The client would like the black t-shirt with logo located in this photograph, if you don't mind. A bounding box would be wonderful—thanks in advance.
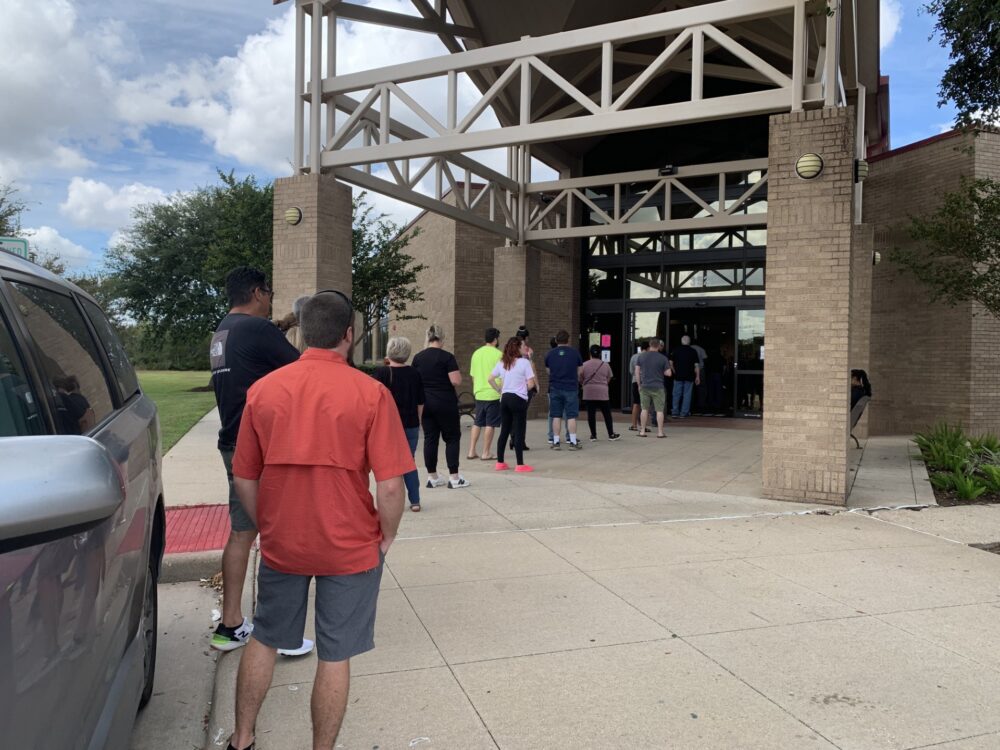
[210,313,300,449]
[669,344,700,382]
[411,347,460,409]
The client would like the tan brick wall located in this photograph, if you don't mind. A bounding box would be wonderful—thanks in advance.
[272,175,352,320]
[850,223,874,438]
[390,209,457,365]
[970,131,1000,436]
[864,132,989,435]
[762,107,857,505]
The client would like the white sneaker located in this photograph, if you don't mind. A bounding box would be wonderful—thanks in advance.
[426,475,448,488]
[448,476,471,489]
[278,638,315,657]
[211,617,253,652]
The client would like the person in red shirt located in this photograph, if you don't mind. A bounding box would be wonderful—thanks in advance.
[227,290,414,750]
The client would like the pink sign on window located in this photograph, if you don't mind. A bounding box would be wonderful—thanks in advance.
[601,334,612,348]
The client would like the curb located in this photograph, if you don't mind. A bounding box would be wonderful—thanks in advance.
[160,550,220,583]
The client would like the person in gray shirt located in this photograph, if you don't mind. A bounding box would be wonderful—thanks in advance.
[627,339,648,431]
[633,337,671,438]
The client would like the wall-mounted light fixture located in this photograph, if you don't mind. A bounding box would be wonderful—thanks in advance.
[854,158,870,183]
[795,153,824,180]
[284,207,303,225]
[872,251,882,266]
[658,164,675,176]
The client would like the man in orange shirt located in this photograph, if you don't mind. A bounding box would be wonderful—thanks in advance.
[227,290,413,750]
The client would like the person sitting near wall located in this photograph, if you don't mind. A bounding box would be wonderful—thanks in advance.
[851,369,872,409]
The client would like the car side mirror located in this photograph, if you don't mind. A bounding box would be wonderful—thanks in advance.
[0,435,125,549]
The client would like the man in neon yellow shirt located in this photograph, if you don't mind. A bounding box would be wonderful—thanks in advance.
[468,327,502,460]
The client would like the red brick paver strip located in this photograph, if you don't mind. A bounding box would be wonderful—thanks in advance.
[165,504,230,554]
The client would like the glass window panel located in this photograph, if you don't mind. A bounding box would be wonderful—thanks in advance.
[746,228,767,246]
[627,267,664,299]
[0,310,45,436]
[589,268,624,300]
[670,266,744,297]
[737,309,765,370]
[737,374,764,416]
[9,282,115,434]
[746,265,766,295]
[81,299,140,401]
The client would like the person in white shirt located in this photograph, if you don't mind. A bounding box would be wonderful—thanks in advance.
[488,337,538,473]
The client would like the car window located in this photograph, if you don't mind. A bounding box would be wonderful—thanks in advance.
[0,308,45,437]
[81,298,140,401]
[8,282,115,434]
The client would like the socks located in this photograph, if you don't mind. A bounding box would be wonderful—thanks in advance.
[569,433,577,444]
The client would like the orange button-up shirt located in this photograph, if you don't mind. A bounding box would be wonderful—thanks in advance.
[232,348,415,576]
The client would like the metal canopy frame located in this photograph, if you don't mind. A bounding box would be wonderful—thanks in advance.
[282,0,855,249]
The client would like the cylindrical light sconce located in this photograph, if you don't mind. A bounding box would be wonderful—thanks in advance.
[284,207,303,225]
[854,159,870,183]
[795,153,824,180]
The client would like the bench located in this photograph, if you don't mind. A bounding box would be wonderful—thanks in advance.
[850,395,870,449]
[457,391,476,420]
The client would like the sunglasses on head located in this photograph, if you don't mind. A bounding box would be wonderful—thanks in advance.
[315,289,354,318]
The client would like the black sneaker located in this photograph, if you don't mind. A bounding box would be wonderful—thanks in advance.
[226,742,255,750]
[608,433,622,441]
[589,436,598,442]
[568,440,582,451]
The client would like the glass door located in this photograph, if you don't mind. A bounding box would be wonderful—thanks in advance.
[735,308,765,417]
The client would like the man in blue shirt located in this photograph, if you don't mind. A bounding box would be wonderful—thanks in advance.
[544,329,584,450]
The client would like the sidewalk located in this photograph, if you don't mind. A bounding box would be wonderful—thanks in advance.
[157,410,1000,748]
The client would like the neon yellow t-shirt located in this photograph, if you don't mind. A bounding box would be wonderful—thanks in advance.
[469,344,502,401]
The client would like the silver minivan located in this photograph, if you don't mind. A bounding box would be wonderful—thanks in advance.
[0,250,164,749]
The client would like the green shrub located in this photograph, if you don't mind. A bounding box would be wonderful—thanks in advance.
[980,465,1000,493]
[951,472,988,501]
[969,434,1000,462]
[915,423,972,472]
[930,472,957,491]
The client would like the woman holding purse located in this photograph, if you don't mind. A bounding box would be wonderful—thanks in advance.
[580,345,621,442]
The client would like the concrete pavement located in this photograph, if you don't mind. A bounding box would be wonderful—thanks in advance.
[151,406,1000,749]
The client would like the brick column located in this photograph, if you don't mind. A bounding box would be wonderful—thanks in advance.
[763,107,857,505]
[493,244,545,414]
[850,223,874,439]
[272,174,352,319]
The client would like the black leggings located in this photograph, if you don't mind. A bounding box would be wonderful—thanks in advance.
[586,400,615,438]
[497,393,528,466]
[422,402,461,474]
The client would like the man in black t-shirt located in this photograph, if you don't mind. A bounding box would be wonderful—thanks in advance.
[209,267,301,653]
[669,335,701,419]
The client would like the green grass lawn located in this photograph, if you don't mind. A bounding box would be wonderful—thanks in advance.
[138,371,216,453]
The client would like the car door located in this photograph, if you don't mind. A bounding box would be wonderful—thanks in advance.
[0,276,130,748]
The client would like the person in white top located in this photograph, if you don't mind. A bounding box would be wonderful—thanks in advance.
[488,337,537,473]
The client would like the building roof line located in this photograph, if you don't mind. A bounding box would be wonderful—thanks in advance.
[868,129,962,163]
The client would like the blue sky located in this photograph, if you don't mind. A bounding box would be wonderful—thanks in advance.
[0,0,957,272]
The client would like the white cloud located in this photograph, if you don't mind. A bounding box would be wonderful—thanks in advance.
[880,0,902,50]
[0,0,130,180]
[60,177,168,231]
[23,226,97,271]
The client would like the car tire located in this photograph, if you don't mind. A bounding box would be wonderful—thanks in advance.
[138,559,158,709]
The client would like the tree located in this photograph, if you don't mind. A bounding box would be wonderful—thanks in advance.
[891,177,1000,318]
[351,193,426,347]
[105,172,272,349]
[926,0,1000,129]
[0,182,27,237]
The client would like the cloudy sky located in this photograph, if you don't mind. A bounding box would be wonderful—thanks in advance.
[0,0,955,272]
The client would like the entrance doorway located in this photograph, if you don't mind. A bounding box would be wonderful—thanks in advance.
[625,304,764,417]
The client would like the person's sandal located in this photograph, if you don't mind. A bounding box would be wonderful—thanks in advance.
[226,740,254,750]
[410,504,421,512]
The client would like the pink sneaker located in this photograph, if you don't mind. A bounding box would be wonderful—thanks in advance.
[494,462,510,471]
[514,465,535,473]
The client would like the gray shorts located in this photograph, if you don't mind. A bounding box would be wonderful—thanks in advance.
[252,555,384,662]
[220,449,256,533]
[473,399,501,428]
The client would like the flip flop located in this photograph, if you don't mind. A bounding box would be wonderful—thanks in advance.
[480,455,496,461]
[657,434,667,439]
[637,432,648,437]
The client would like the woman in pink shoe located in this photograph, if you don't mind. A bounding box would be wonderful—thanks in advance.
[488,337,537,473]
